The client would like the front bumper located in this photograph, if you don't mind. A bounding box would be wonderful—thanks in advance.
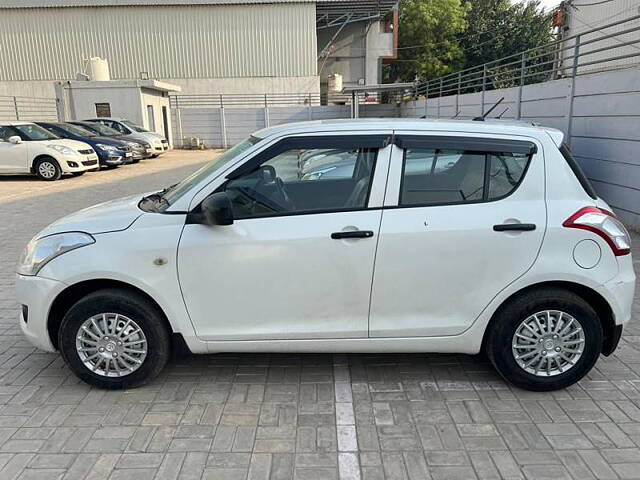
[15,274,66,352]
[59,153,99,173]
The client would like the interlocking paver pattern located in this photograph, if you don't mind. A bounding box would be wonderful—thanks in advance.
[0,150,638,479]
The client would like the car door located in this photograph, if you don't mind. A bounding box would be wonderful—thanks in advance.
[178,133,392,341]
[0,126,29,173]
[369,133,546,337]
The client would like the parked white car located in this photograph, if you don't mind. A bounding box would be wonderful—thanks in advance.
[16,119,635,391]
[0,122,99,180]
[84,117,169,157]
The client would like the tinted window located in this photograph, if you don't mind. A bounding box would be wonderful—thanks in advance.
[13,124,58,141]
[0,126,17,141]
[401,147,531,206]
[402,148,485,205]
[223,143,378,219]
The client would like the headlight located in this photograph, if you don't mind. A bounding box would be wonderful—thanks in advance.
[96,143,119,153]
[18,232,95,276]
[47,144,77,156]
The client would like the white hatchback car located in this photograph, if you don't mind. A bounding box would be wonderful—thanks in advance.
[1,122,99,180]
[16,119,635,391]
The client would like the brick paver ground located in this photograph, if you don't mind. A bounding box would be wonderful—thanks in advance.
[0,151,638,480]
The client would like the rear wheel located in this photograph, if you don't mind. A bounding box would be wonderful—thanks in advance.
[58,289,170,389]
[34,157,61,181]
[486,288,602,391]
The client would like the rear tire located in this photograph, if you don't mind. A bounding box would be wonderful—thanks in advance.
[486,288,602,391]
[58,289,170,389]
[34,157,62,181]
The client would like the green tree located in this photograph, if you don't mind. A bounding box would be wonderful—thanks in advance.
[459,0,553,69]
[388,0,469,83]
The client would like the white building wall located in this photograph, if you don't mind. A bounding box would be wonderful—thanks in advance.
[0,3,318,85]
[563,0,640,74]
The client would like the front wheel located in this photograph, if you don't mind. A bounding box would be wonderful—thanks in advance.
[486,288,602,391]
[34,157,62,181]
[58,289,170,389]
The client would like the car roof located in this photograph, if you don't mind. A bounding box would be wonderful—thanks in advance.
[0,121,35,126]
[254,118,564,146]
[85,117,126,122]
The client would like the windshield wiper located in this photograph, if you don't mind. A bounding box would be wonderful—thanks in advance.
[139,184,177,212]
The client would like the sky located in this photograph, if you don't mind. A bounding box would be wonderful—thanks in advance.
[513,0,563,11]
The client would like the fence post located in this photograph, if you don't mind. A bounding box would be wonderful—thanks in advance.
[456,72,461,116]
[516,52,527,120]
[220,94,227,149]
[481,65,487,116]
[13,96,19,120]
[308,93,313,120]
[424,83,429,117]
[263,94,270,128]
[175,97,184,148]
[566,35,581,146]
[438,78,443,118]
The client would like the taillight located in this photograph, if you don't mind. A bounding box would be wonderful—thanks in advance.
[563,207,631,256]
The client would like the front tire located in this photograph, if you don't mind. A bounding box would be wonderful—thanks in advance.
[58,289,170,389]
[486,288,602,391]
[34,157,62,181]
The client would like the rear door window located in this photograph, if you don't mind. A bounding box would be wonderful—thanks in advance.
[398,137,535,207]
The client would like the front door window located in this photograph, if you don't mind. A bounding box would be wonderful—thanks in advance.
[222,140,381,218]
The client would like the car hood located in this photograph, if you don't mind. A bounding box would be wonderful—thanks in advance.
[92,136,130,147]
[37,194,144,238]
[129,132,165,143]
[49,138,93,150]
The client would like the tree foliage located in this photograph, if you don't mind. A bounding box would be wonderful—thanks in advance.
[459,0,553,69]
[389,0,468,82]
[388,0,552,83]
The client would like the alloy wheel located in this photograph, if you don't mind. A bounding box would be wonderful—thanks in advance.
[511,310,585,377]
[75,313,147,377]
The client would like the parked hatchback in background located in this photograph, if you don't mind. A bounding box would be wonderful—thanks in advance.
[70,121,152,162]
[84,117,169,157]
[36,122,133,168]
[0,122,98,180]
[15,119,634,390]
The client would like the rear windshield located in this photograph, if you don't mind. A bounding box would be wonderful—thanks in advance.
[559,143,598,199]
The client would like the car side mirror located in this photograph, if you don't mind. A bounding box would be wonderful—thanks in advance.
[201,192,234,226]
[8,135,22,144]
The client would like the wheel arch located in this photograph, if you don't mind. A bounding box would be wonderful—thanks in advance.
[481,280,616,355]
[31,154,59,174]
[47,278,176,351]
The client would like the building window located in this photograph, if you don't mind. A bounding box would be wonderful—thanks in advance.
[95,103,111,117]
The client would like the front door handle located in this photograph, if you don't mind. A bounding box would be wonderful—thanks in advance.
[331,230,374,239]
[493,223,536,232]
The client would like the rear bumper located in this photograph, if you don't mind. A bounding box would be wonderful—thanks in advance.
[602,324,623,356]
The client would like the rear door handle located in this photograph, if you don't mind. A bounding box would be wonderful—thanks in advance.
[331,230,374,239]
[493,223,536,232]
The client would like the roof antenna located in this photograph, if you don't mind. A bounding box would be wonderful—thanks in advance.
[496,107,509,119]
[452,109,461,119]
[473,96,504,121]
[419,114,427,119]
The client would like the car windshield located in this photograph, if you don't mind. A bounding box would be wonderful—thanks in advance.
[13,124,59,141]
[82,122,123,136]
[122,120,148,133]
[161,136,261,207]
[60,123,97,137]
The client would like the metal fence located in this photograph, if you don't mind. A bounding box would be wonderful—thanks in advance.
[0,95,58,122]
[412,14,640,102]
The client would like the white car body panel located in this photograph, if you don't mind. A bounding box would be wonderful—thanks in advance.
[13,119,635,362]
[0,122,98,175]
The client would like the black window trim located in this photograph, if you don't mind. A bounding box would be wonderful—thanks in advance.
[559,143,598,200]
[397,142,535,209]
[394,135,537,155]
